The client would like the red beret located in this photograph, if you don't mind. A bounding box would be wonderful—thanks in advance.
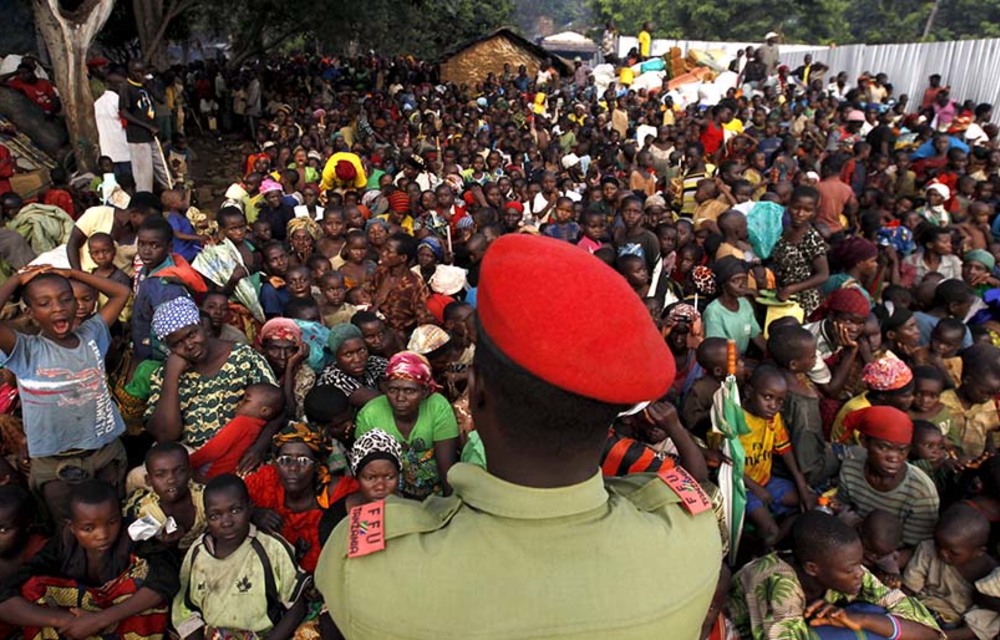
[478,235,674,403]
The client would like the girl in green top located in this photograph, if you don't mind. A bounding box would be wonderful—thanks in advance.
[355,351,458,499]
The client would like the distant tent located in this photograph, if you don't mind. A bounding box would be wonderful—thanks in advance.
[541,31,599,62]
[438,28,571,85]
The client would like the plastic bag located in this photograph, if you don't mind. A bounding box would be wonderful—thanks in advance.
[191,239,265,322]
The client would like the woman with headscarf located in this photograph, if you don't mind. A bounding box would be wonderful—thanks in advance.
[317,429,403,546]
[318,323,387,407]
[257,178,295,242]
[258,318,314,419]
[414,235,445,284]
[287,216,320,267]
[822,236,880,305]
[147,297,277,459]
[830,356,916,443]
[245,421,355,573]
[876,302,925,367]
[354,351,459,498]
[365,218,390,263]
[662,303,704,403]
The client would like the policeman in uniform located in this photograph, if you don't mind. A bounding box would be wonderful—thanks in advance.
[316,234,723,639]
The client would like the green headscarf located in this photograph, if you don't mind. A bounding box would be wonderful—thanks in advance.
[327,322,364,356]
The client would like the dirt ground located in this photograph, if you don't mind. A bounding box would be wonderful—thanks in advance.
[187,132,253,213]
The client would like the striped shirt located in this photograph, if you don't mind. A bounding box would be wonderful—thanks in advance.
[838,456,939,546]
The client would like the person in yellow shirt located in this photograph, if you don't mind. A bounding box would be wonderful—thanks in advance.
[638,22,653,59]
[320,151,367,193]
[739,365,815,547]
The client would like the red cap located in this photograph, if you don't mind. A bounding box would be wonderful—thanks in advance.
[478,235,674,403]
[334,160,357,182]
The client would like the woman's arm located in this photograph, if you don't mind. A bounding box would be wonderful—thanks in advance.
[65,227,87,271]
[434,437,459,496]
[147,353,189,442]
[780,253,830,298]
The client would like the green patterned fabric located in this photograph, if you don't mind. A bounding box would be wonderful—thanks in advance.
[145,343,276,448]
[727,552,943,640]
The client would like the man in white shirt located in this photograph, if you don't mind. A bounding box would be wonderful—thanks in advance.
[93,66,132,181]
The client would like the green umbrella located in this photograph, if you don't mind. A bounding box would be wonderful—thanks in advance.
[710,340,750,564]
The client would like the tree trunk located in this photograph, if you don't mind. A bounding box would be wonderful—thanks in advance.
[32,0,115,173]
[922,0,942,38]
[133,0,167,69]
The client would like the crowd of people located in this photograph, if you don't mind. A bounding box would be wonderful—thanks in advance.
[1,26,1000,640]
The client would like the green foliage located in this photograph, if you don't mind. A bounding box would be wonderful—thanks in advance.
[587,0,1000,45]
[311,0,515,58]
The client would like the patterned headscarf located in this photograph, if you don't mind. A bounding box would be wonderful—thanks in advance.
[273,420,331,493]
[151,295,200,341]
[258,318,302,346]
[328,323,364,356]
[349,428,403,476]
[862,356,914,392]
[386,351,439,391]
[691,266,717,296]
[287,217,321,240]
[419,236,445,262]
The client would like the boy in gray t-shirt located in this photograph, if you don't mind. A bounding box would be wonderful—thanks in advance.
[0,265,131,523]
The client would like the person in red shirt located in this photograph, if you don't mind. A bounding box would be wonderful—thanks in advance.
[700,104,732,163]
[2,63,60,115]
[40,167,75,219]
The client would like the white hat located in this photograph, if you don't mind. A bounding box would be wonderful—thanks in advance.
[765,31,779,40]
[429,265,468,296]
[926,182,950,200]
[561,153,581,169]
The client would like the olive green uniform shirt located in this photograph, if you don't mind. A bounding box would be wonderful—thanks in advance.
[315,463,723,639]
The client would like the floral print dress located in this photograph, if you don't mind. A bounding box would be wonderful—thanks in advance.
[771,226,826,317]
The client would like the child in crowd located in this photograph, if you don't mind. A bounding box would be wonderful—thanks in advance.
[681,337,737,440]
[859,509,906,589]
[307,253,331,283]
[252,219,273,245]
[319,271,357,327]
[769,326,841,488]
[928,317,967,387]
[903,504,1000,639]
[285,265,316,305]
[543,196,581,243]
[0,480,179,638]
[909,365,954,443]
[938,344,1000,458]
[339,230,376,289]
[133,217,191,361]
[70,279,99,328]
[217,206,259,272]
[910,419,958,500]
[260,242,291,318]
[617,254,650,298]
[0,485,46,580]
[0,265,130,524]
[728,512,942,639]
[577,209,607,253]
[318,207,347,265]
[770,186,828,317]
[346,285,374,310]
[200,291,249,343]
[173,475,307,639]
[189,383,284,480]
[87,232,132,288]
[125,442,207,552]
[738,364,815,547]
[703,256,764,356]
[161,189,204,263]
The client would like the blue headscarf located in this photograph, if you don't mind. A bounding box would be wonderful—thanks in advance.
[419,236,445,261]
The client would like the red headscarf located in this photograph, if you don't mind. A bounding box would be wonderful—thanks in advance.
[388,190,411,214]
[387,351,439,391]
[826,288,870,317]
[843,406,913,445]
[335,160,357,182]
